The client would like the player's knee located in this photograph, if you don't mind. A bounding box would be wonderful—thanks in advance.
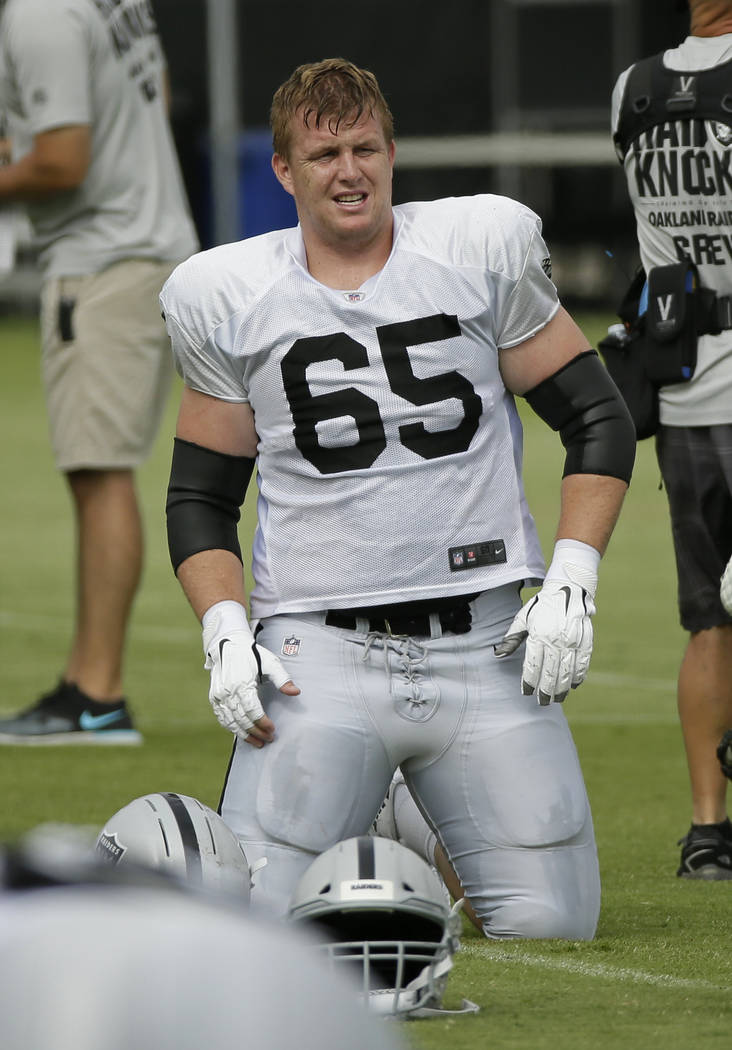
[470,843,601,941]
[481,898,598,941]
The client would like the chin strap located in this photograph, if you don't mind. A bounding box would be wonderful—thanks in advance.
[385,899,482,1018]
[408,898,480,1016]
[248,856,267,890]
[409,998,481,1019]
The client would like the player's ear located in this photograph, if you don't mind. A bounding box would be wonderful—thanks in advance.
[272,153,294,197]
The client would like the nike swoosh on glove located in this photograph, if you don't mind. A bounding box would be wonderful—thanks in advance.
[493,539,599,705]
[721,555,732,616]
[202,602,292,738]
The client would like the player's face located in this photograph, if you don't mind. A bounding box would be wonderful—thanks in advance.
[273,110,395,258]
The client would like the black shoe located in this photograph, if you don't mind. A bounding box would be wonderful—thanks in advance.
[0,680,142,745]
[677,819,732,880]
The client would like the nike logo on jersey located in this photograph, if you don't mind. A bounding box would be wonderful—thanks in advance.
[79,709,126,731]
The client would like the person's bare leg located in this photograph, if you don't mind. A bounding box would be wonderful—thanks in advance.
[433,843,482,933]
[678,625,732,825]
[64,468,143,701]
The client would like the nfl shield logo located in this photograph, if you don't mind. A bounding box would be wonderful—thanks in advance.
[282,635,301,657]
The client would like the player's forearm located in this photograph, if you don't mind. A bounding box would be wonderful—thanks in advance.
[176,549,249,623]
[555,473,628,557]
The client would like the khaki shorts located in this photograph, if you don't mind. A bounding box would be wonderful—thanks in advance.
[40,258,180,472]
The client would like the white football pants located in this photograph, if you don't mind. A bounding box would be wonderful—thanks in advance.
[221,584,600,939]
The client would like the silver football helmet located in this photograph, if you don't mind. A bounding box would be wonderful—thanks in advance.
[95,792,251,901]
[287,836,463,1017]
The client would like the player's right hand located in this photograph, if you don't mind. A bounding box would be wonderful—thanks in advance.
[202,601,299,746]
[721,555,732,616]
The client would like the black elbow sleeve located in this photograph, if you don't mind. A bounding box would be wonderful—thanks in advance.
[165,437,256,573]
[524,350,636,484]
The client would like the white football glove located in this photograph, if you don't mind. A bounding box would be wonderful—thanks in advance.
[494,539,600,705]
[202,600,292,738]
[721,555,732,616]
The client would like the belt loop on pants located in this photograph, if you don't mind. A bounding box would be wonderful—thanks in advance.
[324,593,480,637]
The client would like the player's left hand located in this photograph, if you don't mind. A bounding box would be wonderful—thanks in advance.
[201,599,299,747]
[721,555,732,616]
[493,539,599,705]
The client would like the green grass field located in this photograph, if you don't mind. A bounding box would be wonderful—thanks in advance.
[1,313,730,1049]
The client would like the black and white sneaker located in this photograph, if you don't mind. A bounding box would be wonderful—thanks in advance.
[677,819,732,880]
[0,681,142,745]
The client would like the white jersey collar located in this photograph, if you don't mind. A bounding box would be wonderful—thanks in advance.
[283,210,405,303]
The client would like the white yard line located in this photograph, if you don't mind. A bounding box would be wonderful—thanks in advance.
[461,943,730,993]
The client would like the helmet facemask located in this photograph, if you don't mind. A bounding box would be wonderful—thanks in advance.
[288,836,463,1017]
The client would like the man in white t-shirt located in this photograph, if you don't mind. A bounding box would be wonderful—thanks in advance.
[161,58,636,936]
[0,0,198,743]
[612,0,732,879]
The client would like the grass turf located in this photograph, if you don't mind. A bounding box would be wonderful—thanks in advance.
[1,313,730,1049]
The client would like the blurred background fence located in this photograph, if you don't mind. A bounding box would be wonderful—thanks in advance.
[0,0,689,313]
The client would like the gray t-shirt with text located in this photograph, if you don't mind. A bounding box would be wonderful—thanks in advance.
[0,0,198,276]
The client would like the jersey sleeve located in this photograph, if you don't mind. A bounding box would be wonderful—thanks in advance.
[160,262,250,404]
[495,210,559,349]
[5,3,92,134]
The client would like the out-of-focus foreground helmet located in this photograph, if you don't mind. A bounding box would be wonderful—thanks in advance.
[95,792,250,901]
[287,836,464,1017]
[0,881,408,1050]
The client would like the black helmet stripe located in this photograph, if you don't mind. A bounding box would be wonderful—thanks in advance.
[357,836,375,879]
[162,792,202,883]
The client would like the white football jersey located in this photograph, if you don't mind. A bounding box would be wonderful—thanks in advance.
[161,195,558,617]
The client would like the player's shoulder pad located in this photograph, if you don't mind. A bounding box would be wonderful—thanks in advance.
[160,230,293,347]
[396,194,543,278]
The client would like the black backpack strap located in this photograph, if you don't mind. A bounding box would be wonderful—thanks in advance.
[614,52,732,161]
[614,54,660,161]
